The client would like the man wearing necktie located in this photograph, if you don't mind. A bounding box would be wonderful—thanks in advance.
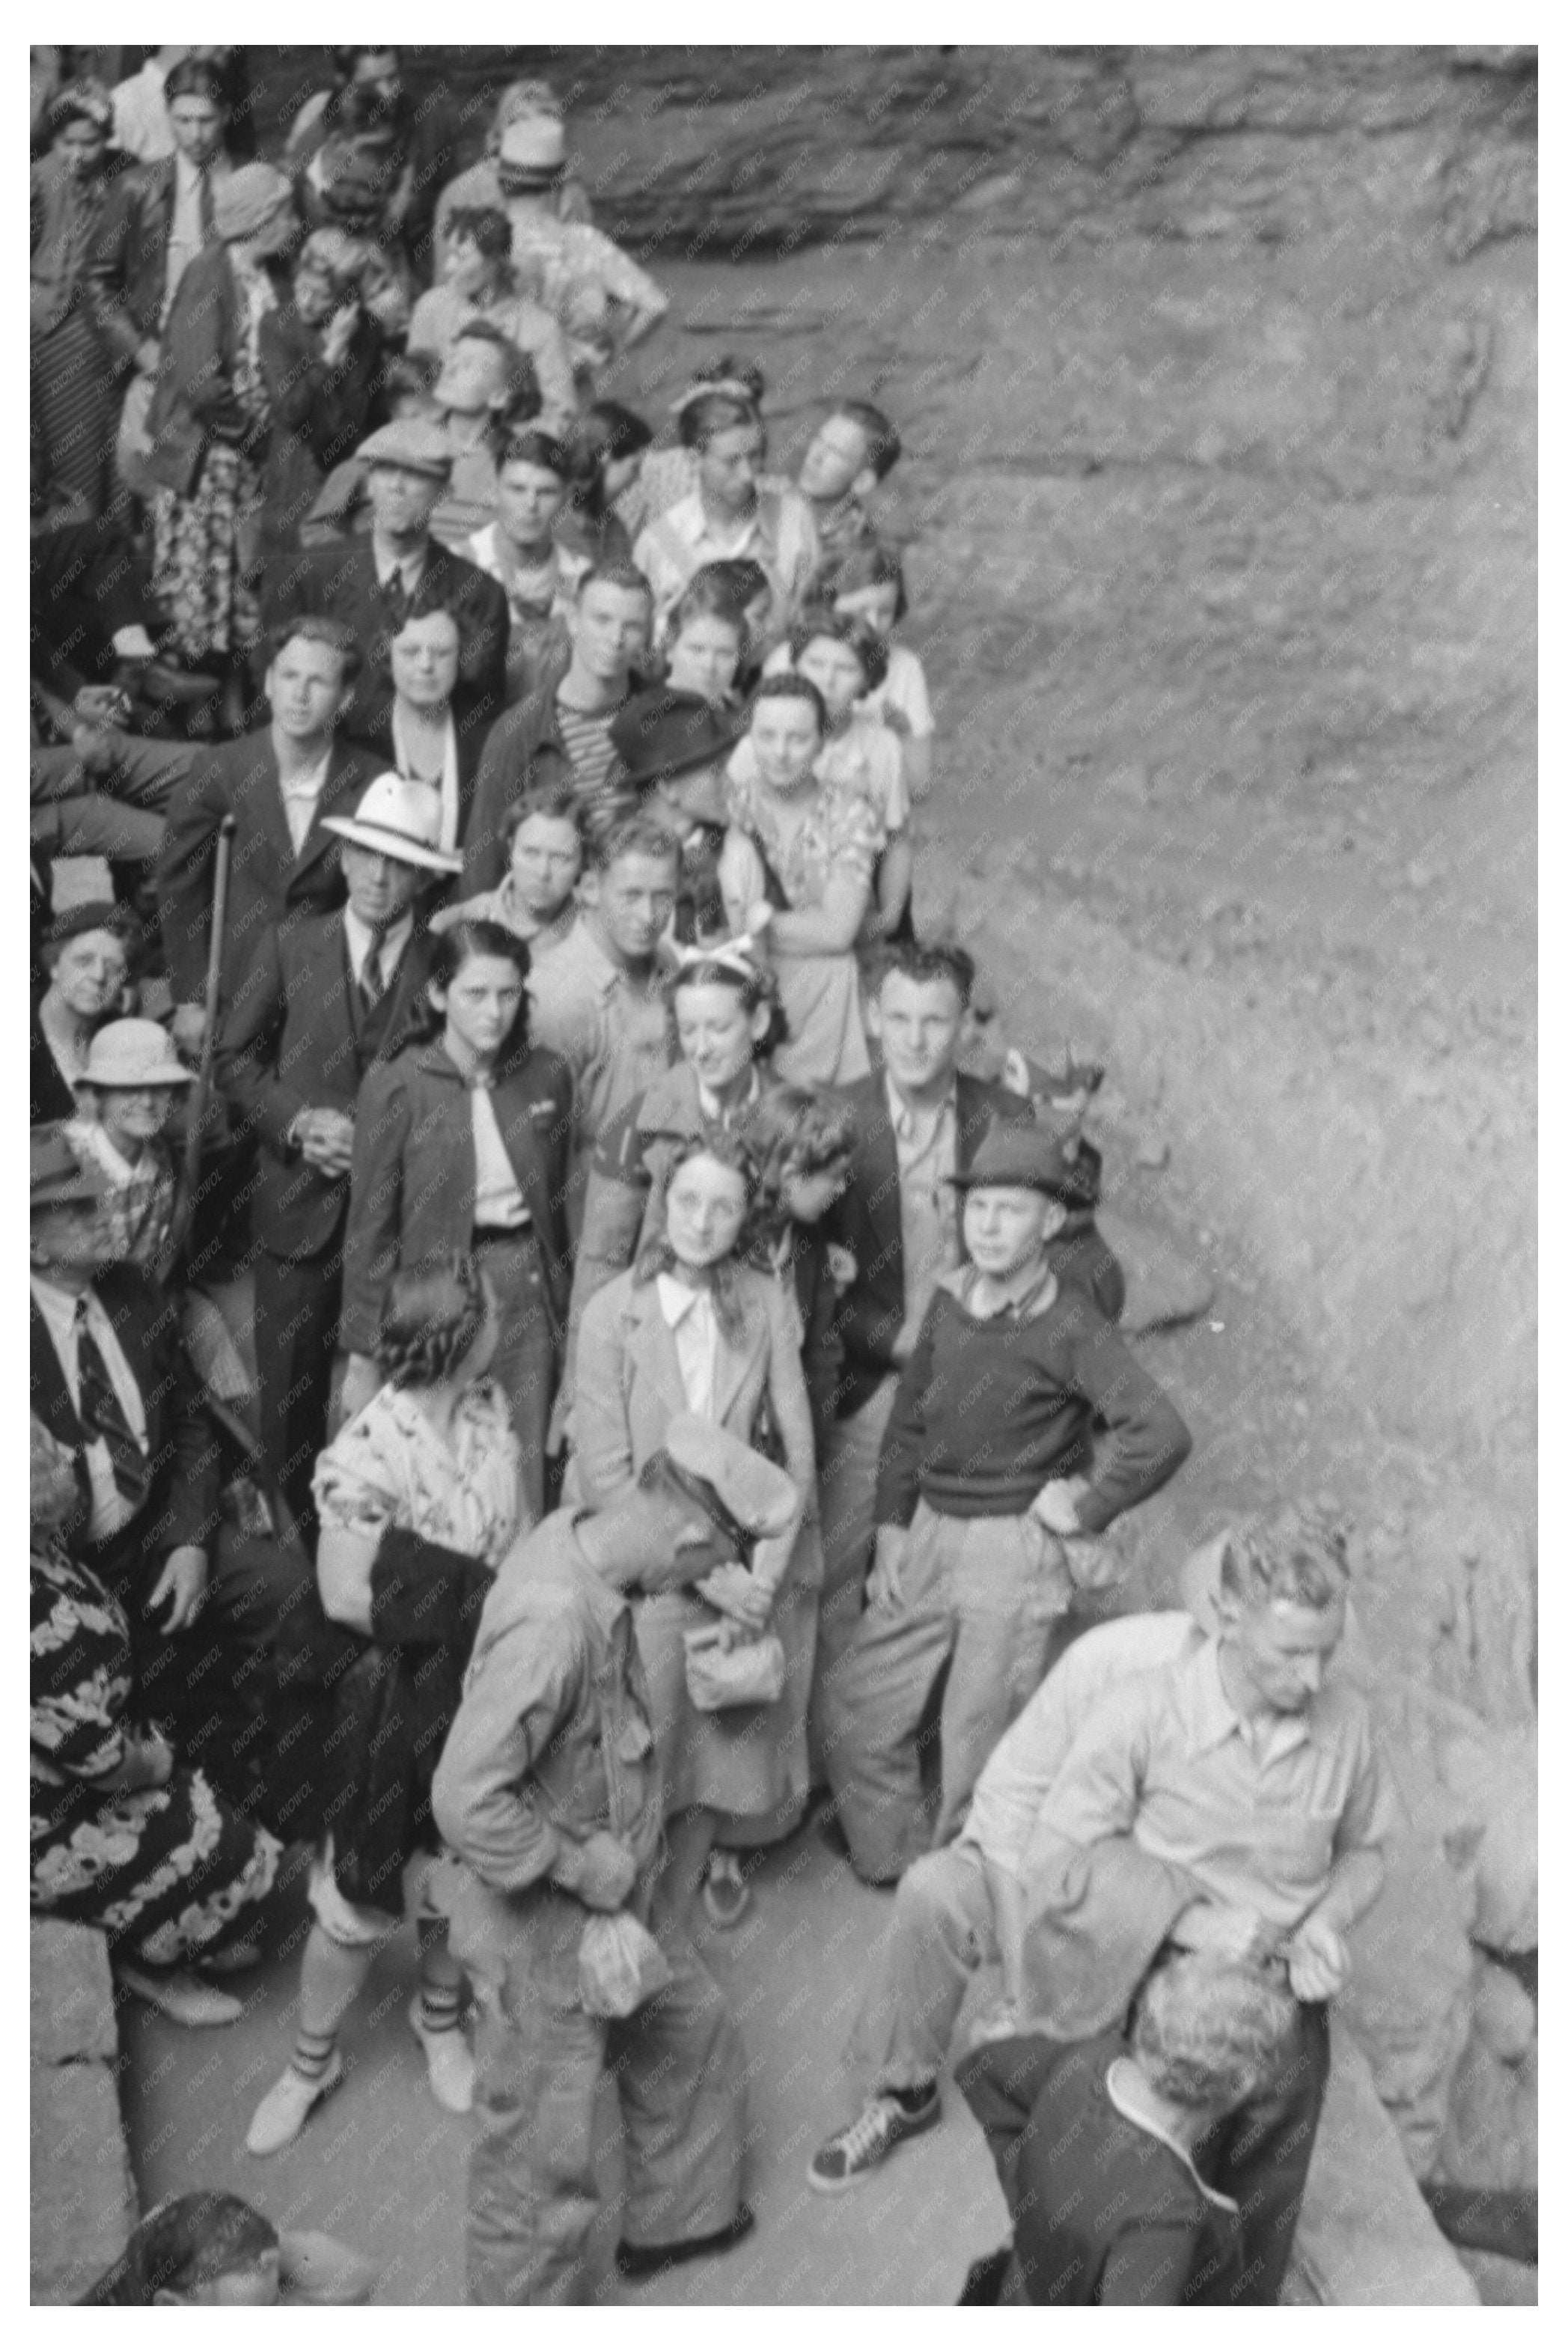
[264,418,510,749]
[28,1123,245,1771]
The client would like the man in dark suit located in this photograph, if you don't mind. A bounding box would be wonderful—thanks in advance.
[266,418,510,748]
[29,1124,227,1752]
[811,941,1031,1765]
[217,770,461,1530]
[156,617,375,1059]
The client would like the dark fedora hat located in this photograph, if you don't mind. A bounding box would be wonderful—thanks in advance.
[608,689,743,794]
[950,1122,1102,1210]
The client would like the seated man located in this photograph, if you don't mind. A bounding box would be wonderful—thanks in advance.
[432,1416,790,2304]
[810,1506,1396,2305]
[28,1124,281,1813]
[956,1951,1301,2305]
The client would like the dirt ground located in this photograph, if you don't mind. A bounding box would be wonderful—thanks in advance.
[110,46,1534,2303]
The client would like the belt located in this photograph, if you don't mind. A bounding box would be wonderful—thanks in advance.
[472,1221,533,1244]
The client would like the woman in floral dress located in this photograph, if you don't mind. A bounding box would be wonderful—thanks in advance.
[30,1418,281,2021]
[144,162,296,729]
[719,674,882,1087]
[247,1254,525,2156]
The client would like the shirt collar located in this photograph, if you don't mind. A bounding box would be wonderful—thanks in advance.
[964,1255,1058,1323]
[656,1273,714,1330]
[1188,1638,1314,1762]
[560,1510,632,1641]
[884,1071,957,1142]
[696,1065,760,1123]
[31,1272,100,1344]
[343,905,414,981]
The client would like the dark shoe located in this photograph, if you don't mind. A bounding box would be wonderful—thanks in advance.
[958,2245,1013,2304]
[615,2204,756,2281]
[807,2090,941,2191]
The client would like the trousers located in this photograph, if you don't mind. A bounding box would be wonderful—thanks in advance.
[808,1371,898,1781]
[823,1500,1070,1883]
[473,1228,557,1528]
[1199,1998,1331,2303]
[454,1879,748,2306]
[846,1841,998,2094]
[253,1248,338,1537]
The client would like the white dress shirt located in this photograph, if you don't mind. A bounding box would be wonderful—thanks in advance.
[471,1082,528,1230]
[276,745,334,858]
[656,1274,722,1421]
[343,906,414,993]
[31,1275,150,1543]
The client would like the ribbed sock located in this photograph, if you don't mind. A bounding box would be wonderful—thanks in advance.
[291,2023,338,2082]
[417,1980,463,2036]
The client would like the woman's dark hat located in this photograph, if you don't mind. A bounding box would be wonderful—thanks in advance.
[608,689,742,793]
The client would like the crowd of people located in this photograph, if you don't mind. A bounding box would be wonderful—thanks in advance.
[33,47,1400,2310]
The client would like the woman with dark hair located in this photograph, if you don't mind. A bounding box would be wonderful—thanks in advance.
[81,2190,376,2305]
[31,901,141,1123]
[570,1130,817,1930]
[662,566,748,705]
[338,918,575,1519]
[30,79,124,519]
[825,540,936,802]
[769,603,914,941]
[247,1252,525,2156]
[144,159,297,729]
[570,941,787,1338]
[558,398,653,568]
[349,601,492,857]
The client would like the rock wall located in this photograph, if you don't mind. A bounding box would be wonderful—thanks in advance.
[30,1922,136,2305]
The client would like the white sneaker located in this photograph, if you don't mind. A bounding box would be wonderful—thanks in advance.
[118,1964,243,2028]
[409,1993,475,2114]
[246,2052,346,2156]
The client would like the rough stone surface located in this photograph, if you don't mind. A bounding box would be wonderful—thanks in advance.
[1470,1961,1535,2065]
[1295,2030,1477,2305]
[1098,1206,1215,1333]
[31,1922,135,2305]
[29,1921,119,2067]
[31,2060,137,2305]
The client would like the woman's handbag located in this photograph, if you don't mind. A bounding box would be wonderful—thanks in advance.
[683,1621,787,1712]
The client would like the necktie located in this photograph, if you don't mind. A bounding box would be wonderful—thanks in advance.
[359,941,385,1018]
[382,567,409,629]
[198,168,215,243]
[73,1299,150,1514]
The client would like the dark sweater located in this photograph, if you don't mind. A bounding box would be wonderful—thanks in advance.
[873,1271,1190,1532]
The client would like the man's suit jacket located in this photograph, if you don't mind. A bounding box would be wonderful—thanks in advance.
[85,154,177,366]
[216,909,436,1265]
[144,241,245,498]
[824,1070,1033,1418]
[266,540,510,748]
[156,728,375,1007]
[29,1265,221,1590]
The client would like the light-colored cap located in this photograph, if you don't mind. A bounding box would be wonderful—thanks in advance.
[356,418,456,480]
[80,1019,193,1090]
[498,117,567,179]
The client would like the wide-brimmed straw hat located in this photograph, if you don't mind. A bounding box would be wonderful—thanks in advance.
[323,773,463,873]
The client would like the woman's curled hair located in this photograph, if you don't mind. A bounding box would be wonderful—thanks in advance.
[376,1254,489,1388]
[633,1132,759,1343]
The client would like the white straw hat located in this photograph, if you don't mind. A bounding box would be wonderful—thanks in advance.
[79,1019,194,1089]
[323,772,463,873]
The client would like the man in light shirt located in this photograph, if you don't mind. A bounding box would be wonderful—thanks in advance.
[634,391,820,645]
[808,1507,1397,2304]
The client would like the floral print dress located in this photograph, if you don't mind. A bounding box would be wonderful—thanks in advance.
[31,1539,280,1963]
[720,751,885,1086]
[151,260,277,662]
